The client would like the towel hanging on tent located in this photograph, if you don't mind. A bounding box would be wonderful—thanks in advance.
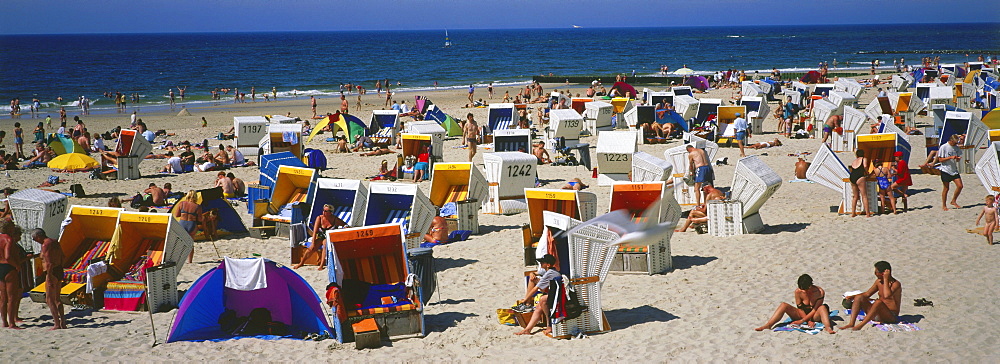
[282,131,298,144]
[223,257,268,291]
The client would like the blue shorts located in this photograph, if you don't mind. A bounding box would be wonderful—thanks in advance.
[694,165,713,184]
[735,131,747,142]
[14,137,23,145]
[414,162,428,171]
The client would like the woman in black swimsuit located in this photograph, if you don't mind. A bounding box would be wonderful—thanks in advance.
[0,220,25,329]
[755,274,836,334]
[849,149,873,217]
[294,204,347,271]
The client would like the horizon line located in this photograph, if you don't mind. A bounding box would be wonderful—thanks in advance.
[2,21,997,37]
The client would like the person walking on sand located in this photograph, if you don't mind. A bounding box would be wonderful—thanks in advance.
[975,194,998,245]
[488,83,494,99]
[936,134,963,210]
[464,113,479,162]
[340,95,349,114]
[840,261,901,331]
[891,151,912,212]
[733,112,749,157]
[754,274,835,334]
[32,229,67,329]
[467,84,475,103]
[848,149,873,217]
[311,96,317,118]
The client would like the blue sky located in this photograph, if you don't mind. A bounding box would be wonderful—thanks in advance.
[2,0,998,34]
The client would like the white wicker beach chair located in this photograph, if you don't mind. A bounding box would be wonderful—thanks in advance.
[832,107,867,152]
[596,131,638,185]
[741,81,764,97]
[717,156,782,234]
[631,151,673,183]
[975,142,1000,196]
[607,182,678,274]
[806,143,878,214]
[542,211,620,339]
[674,95,700,121]
[584,101,614,134]
[482,152,536,214]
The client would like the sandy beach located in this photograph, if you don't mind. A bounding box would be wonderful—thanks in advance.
[0,78,997,362]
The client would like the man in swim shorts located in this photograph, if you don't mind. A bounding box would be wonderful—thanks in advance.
[840,261,902,330]
[687,144,713,206]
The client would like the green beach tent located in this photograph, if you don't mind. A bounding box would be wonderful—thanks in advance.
[46,133,85,155]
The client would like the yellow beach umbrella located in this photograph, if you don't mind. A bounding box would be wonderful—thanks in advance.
[47,153,99,170]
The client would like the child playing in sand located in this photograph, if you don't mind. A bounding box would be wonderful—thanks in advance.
[975,194,998,245]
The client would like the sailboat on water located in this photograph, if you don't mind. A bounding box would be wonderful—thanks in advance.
[444,30,452,47]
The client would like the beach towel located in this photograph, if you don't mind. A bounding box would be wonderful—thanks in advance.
[788,179,814,183]
[282,131,298,144]
[103,280,147,311]
[224,257,268,291]
[845,309,921,331]
[772,310,839,335]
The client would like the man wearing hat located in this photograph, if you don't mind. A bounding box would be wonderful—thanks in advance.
[733,112,749,158]
[515,254,559,335]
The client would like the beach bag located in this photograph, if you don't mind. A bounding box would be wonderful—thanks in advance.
[563,289,586,320]
[47,175,59,185]
[496,308,517,326]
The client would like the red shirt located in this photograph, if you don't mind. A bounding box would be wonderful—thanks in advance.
[895,160,912,186]
[417,152,429,163]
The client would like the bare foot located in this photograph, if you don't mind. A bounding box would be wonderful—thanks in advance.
[8,326,24,330]
[942,206,949,211]
[754,326,769,331]
[838,324,854,330]
[826,328,836,334]
[951,203,961,209]
[49,327,63,331]
[292,264,303,269]
[317,266,326,271]
[514,330,533,335]
[851,324,864,331]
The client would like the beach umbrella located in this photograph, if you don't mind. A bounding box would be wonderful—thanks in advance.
[47,153,98,170]
[307,114,335,143]
[611,82,637,99]
[982,108,1000,129]
[46,133,84,155]
[674,68,695,75]
[685,75,710,91]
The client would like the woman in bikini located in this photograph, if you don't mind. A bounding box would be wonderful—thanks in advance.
[755,274,835,334]
[294,204,347,270]
[849,149,873,217]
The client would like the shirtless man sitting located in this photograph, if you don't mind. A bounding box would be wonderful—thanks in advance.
[747,138,783,149]
[840,261,902,330]
[423,215,449,245]
[533,142,551,164]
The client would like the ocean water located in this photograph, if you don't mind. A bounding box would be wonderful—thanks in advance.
[1,23,997,116]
